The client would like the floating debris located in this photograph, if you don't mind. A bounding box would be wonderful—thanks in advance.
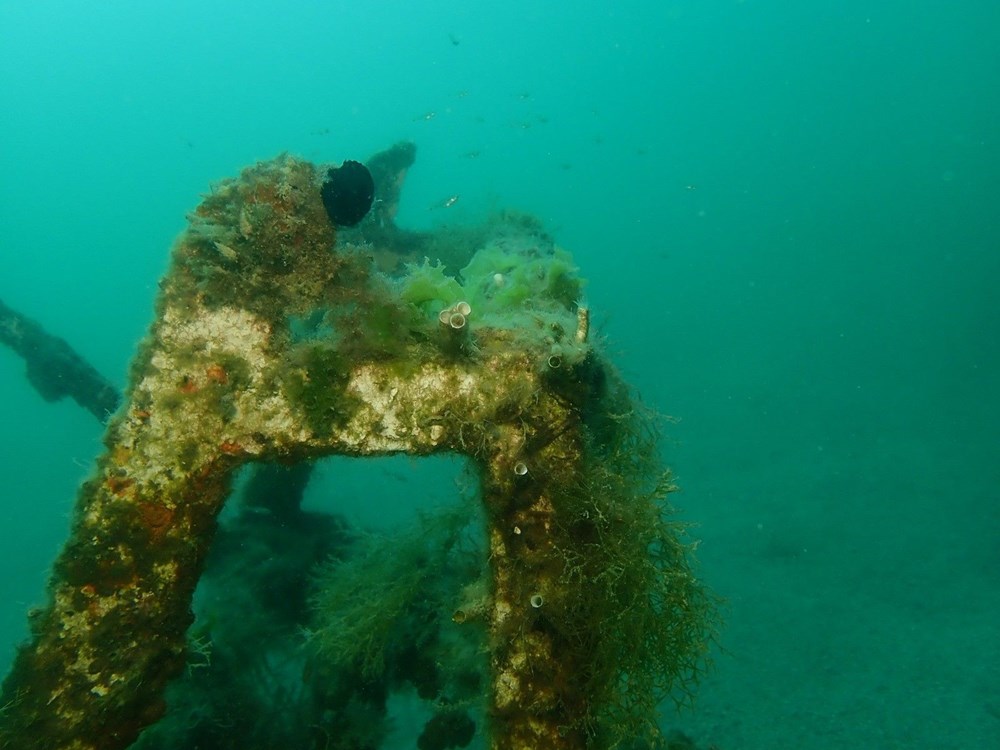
[431,194,460,210]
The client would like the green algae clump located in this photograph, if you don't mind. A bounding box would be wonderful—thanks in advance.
[282,343,358,437]
[399,259,467,317]
[307,505,485,692]
[547,380,719,744]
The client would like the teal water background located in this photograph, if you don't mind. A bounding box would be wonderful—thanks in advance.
[1,1,997,746]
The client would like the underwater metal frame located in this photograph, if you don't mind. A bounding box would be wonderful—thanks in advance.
[0,155,713,750]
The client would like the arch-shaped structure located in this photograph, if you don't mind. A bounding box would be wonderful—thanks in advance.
[0,156,713,750]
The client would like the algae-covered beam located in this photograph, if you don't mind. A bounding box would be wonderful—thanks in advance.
[0,154,713,750]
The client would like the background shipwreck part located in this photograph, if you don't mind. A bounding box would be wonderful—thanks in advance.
[365,140,417,228]
[0,297,121,422]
